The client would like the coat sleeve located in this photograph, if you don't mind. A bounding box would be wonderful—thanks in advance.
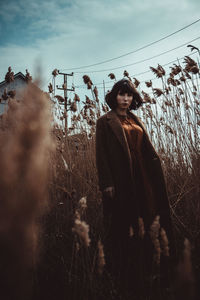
[95,118,114,192]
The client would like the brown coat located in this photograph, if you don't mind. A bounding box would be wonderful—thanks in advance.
[95,109,174,246]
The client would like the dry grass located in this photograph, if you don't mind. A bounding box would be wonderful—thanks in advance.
[0,82,53,300]
[46,52,199,299]
[0,52,199,299]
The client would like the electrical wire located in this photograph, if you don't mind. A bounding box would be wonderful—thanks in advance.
[73,51,199,88]
[72,37,200,74]
[59,18,200,71]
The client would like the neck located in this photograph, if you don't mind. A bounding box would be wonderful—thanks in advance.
[115,108,128,116]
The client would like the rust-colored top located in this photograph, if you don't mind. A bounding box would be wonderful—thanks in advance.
[117,114,156,223]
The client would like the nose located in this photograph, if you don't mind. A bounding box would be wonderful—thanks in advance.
[124,94,128,101]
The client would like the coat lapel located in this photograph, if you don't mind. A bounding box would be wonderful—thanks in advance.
[106,110,132,170]
[106,109,158,161]
[128,111,159,158]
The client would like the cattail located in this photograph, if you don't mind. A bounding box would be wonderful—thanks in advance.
[0,82,53,299]
[150,64,165,78]
[175,79,181,86]
[108,73,116,80]
[87,118,95,126]
[97,240,106,275]
[52,69,58,77]
[2,89,8,101]
[145,80,152,87]
[74,93,80,102]
[142,91,152,103]
[149,215,161,264]
[8,90,16,99]
[153,88,164,97]
[170,64,182,75]
[5,66,14,83]
[133,77,140,88]
[89,108,95,119]
[85,95,92,104]
[83,75,93,89]
[180,75,186,82]
[55,95,65,103]
[164,101,172,107]
[70,102,77,112]
[48,83,53,93]
[178,88,184,95]
[72,219,91,247]
[25,69,32,83]
[167,77,177,86]
[160,228,169,256]
[184,70,192,79]
[138,217,145,239]
[123,70,130,79]
[78,196,87,216]
[184,56,199,74]
[93,86,99,99]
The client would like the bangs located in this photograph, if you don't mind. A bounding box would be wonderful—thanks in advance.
[118,82,134,95]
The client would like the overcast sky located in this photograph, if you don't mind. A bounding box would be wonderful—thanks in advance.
[0,0,200,103]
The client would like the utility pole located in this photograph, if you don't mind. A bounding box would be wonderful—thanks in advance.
[56,71,74,135]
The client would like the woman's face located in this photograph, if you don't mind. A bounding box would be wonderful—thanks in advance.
[116,90,133,109]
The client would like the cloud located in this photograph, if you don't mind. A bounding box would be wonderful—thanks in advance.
[0,0,199,100]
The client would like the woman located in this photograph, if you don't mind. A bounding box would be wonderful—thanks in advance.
[95,78,176,297]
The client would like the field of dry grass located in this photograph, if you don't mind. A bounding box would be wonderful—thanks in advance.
[0,53,199,299]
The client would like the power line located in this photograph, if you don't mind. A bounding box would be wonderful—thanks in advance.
[59,18,200,71]
[72,37,200,74]
[74,51,198,88]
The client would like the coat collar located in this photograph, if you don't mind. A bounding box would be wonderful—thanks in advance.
[106,110,133,174]
[106,109,147,133]
[106,109,158,162]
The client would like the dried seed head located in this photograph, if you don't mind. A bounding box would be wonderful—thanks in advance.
[142,91,152,103]
[55,95,65,103]
[98,240,106,275]
[5,66,14,83]
[52,69,58,77]
[150,64,165,78]
[180,76,186,82]
[167,77,176,86]
[108,73,116,80]
[25,69,32,83]
[8,90,16,99]
[70,102,77,112]
[178,88,184,95]
[138,217,145,239]
[93,86,98,98]
[149,215,161,264]
[83,75,93,85]
[160,228,170,256]
[72,219,91,247]
[133,77,140,88]
[48,83,53,93]
[170,64,182,76]
[184,56,199,74]
[145,80,152,87]
[153,88,164,97]
[74,93,80,102]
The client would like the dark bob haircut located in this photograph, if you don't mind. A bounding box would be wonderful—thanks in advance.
[105,78,143,110]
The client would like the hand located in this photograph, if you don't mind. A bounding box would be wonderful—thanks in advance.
[103,186,115,198]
